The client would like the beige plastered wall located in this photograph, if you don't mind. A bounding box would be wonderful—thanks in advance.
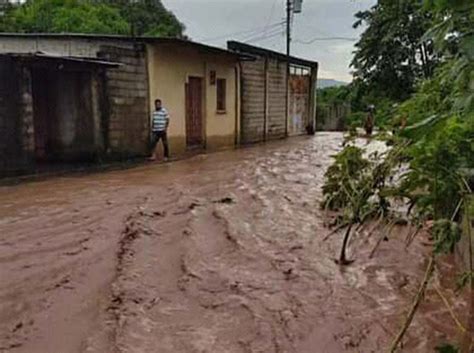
[147,44,238,156]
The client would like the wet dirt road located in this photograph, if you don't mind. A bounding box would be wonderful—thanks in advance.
[0,133,470,353]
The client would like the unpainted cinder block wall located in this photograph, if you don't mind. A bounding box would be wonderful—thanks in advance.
[240,58,266,144]
[239,56,287,144]
[0,37,150,166]
[99,45,150,158]
[266,59,287,140]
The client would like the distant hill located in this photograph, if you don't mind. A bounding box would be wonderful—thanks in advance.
[318,78,349,89]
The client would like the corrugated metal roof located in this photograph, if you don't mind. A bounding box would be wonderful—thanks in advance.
[227,41,318,68]
[0,33,248,59]
[0,52,123,67]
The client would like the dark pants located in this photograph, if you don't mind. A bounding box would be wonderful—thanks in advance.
[151,131,169,158]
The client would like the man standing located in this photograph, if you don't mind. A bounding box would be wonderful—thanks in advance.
[149,99,170,161]
[364,105,375,137]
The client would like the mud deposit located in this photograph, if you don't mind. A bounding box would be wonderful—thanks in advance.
[0,133,470,352]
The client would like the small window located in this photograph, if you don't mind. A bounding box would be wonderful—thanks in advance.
[216,78,226,113]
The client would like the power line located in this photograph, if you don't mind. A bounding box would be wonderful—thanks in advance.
[262,0,279,36]
[243,26,285,43]
[241,22,284,42]
[201,22,284,42]
[245,29,285,44]
[200,21,285,42]
[296,14,358,44]
[294,36,358,44]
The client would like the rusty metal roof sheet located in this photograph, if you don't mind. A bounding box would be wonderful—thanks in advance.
[0,52,123,67]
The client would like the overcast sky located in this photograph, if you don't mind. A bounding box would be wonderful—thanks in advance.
[162,0,376,82]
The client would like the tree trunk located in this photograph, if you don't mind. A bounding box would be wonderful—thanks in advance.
[338,223,354,265]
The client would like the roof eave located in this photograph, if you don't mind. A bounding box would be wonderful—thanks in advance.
[227,41,318,68]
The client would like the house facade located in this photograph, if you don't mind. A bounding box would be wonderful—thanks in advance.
[0,34,319,177]
[228,41,318,144]
[0,34,242,176]
[147,41,240,155]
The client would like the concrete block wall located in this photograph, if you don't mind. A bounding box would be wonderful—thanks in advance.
[316,103,350,131]
[267,59,286,140]
[99,45,150,158]
[0,37,151,164]
[239,56,288,144]
[240,59,266,144]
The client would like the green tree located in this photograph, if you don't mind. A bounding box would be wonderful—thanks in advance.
[103,0,185,37]
[423,0,474,116]
[351,0,436,102]
[0,0,130,34]
[0,0,185,38]
[398,0,474,218]
[322,1,474,347]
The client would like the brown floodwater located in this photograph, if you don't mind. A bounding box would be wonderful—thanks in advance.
[0,133,471,353]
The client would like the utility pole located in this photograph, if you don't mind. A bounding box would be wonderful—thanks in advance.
[285,0,303,137]
[285,0,292,137]
[286,0,291,61]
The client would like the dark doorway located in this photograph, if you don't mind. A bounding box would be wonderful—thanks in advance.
[31,68,95,162]
[185,76,204,148]
[0,57,22,174]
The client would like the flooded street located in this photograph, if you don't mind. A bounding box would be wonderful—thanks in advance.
[0,133,469,353]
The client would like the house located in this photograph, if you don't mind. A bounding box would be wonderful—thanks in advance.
[0,34,243,176]
[147,39,242,154]
[0,34,319,177]
[228,41,318,144]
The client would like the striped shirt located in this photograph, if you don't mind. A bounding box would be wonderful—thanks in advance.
[152,108,169,132]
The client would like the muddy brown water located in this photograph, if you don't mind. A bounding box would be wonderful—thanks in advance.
[0,133,471,353]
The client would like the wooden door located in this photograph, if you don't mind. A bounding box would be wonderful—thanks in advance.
[185,77,204,148]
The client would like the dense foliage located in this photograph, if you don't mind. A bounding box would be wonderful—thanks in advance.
[103,0,185,37]
[399,0,474,219]
[322,0,473,348]
[333,0,474,217]
[0,0,184,37]
[351,0,436,102]
[322,145,370,211]
[0,0,129,34]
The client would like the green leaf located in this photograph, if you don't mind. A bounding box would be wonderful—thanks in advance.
[459,34,474,60]
[401,114,444,140]
[432,219,462,254]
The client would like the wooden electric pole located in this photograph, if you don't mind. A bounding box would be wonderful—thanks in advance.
[286,0,291,60]
[285,0,292,137]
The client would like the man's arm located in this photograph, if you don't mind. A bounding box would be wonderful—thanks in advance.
[165,110,170,129]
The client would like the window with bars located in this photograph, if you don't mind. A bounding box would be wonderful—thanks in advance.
[216,78,226,113]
